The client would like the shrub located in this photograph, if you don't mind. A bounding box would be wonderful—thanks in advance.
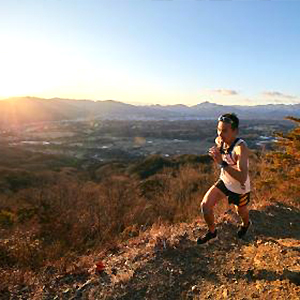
[128,155,173,179]
[0,210,14,227]
[253,116,300,205]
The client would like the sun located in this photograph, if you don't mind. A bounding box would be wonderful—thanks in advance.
[0,35,80,99]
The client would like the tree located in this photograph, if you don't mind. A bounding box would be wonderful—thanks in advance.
[268,117,300,178]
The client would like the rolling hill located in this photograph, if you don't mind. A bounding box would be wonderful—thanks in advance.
[1,97,300,126]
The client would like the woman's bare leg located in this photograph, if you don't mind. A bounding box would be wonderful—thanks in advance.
[201,185,226,233]
[236,205,249,227]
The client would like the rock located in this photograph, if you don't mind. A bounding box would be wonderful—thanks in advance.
[191,285,198,292]
[78,279,93,291]
[20,286,29,292]
[44,266,57,275]
[111,268,117,275]
[0,288,10,299]
[246,269,254,280]
[280,249,288,255]
[283,269,300,285]
[63,288,71,294]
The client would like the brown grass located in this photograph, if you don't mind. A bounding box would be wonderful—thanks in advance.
[0,146,299,294]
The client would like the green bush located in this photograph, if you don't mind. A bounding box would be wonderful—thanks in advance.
[128,155,173,179]
[0,210,14,227]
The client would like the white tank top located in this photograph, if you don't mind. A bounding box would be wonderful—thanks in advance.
[219,138,251,194]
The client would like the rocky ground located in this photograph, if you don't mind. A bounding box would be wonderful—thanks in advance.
[1,201,300,300]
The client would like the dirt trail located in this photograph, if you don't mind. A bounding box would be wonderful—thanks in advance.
[3,202,300,300]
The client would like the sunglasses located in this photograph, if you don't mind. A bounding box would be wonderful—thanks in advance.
[217,116,234,124]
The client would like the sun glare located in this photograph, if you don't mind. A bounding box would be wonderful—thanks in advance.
[0,36,88,99]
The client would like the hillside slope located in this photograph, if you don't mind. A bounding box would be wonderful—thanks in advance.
[5,201,299,300]
[1,117,300,300]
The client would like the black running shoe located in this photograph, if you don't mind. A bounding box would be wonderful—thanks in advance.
[237,220,252,239]
[197,229,217,245]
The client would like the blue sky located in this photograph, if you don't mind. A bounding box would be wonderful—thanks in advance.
[1,0,299,106]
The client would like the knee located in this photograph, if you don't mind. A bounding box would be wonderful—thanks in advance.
[201,201,213,215]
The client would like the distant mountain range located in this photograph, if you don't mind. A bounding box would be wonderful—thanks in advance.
[0,97,300,126]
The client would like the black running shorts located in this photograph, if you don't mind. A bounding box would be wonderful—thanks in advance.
[214,179,250,207]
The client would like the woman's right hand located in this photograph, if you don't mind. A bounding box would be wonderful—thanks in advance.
[208,146,222,164]
[215,136,222,147]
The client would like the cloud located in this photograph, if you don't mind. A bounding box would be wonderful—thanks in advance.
[211,89,239,96]
[261,91,297,99]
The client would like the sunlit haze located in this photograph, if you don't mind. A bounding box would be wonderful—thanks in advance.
[1,0,299,106]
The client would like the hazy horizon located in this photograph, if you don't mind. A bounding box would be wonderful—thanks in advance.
[1,95,300,108]
[1,0,299,106]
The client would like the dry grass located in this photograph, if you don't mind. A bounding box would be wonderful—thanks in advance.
[0,162,215,273]
[0,146,299,294]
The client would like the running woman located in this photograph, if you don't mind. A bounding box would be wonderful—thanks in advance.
[197,113,252,244]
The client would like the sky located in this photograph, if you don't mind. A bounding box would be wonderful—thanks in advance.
[1,0,299,106]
